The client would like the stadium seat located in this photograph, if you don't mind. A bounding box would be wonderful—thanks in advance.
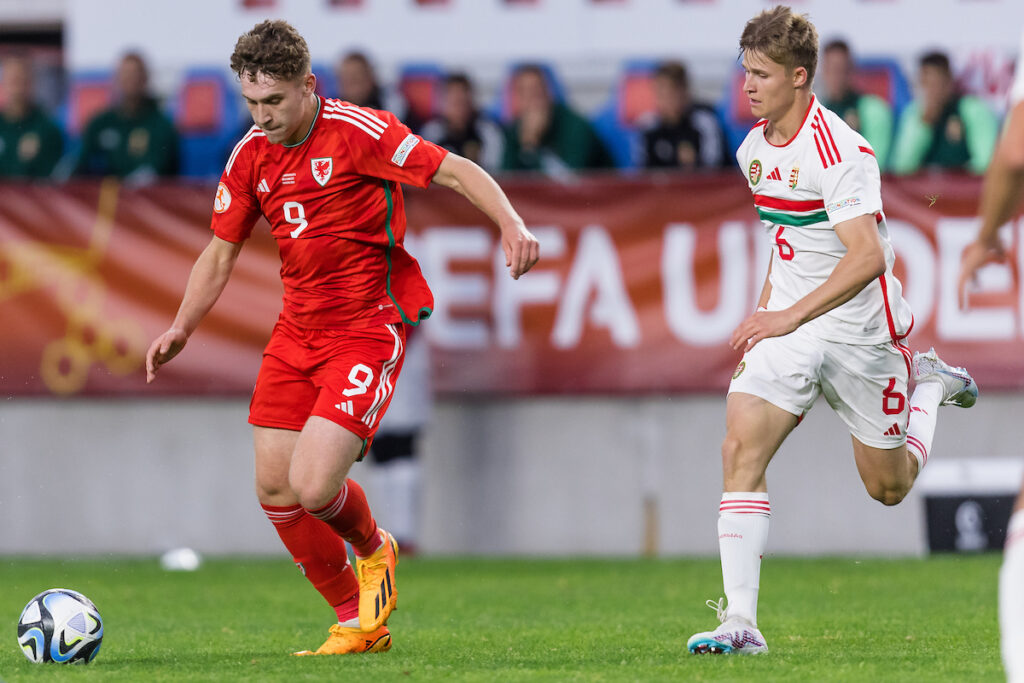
[311,62,338,99]
[398,63,444,126]
[173,68,243,178]
[63,71,112,138]
[591,59,659,169]
[852,57,913,116]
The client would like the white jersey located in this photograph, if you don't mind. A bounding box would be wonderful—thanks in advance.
[1011,29,1024,105]
[736,94,913,345]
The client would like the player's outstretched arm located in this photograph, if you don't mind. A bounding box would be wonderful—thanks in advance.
[730,214,885,352]
[430,153,539,279]
[146,235,244,383]
[958,100,1024,307]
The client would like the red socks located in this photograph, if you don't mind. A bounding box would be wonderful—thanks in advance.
[262,503,359,622]
[307,479,382,557]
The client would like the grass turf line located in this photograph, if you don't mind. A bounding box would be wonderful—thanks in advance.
[0,554,1003,681]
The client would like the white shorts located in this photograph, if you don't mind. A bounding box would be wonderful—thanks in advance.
[728,325,912,449]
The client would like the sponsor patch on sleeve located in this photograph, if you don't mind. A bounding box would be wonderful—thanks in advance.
[390,133,421,167]
[826,196,861,213]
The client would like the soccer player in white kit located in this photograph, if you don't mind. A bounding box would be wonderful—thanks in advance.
[688,6,978,655]
[957,27,1024,683]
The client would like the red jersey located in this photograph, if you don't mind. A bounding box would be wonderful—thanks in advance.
[211,96,448,329]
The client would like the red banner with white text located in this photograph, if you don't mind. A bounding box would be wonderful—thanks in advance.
[1,175,1021,397]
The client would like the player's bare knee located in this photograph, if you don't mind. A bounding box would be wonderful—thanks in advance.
[256,479,288,502]
[720,435,743,472]
[867,482,910,506]
[721,434,764,484]
[255,469,291,503]
[289,475,340,511]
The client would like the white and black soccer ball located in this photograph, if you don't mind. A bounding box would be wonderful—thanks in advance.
[17,588,103,664]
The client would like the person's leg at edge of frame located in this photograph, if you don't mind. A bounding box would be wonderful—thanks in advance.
[1001,480,1024,683]
[688,391,797,655]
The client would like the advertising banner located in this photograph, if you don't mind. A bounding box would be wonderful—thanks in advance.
[1,175,1020,397]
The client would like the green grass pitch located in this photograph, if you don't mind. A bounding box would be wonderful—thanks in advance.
[0,554,1003,681]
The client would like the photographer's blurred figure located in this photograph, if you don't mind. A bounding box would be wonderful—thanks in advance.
[366,328,432,555]
[0,55,63,178]
[420,73,503,172]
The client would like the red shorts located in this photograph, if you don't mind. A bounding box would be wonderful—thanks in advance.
[249,318,407,453]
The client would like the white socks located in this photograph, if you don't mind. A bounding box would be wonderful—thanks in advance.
[906,380,943,474]
[1001,509,1024,682]
[719,492,771,626]
[371,459,422,546]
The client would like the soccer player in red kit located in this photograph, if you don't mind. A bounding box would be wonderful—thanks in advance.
[145,20,539,655]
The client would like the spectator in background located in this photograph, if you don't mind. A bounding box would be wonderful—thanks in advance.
[335,51,385,110]
[420,72,503,172]
[501,64,614,174]
[0,55,63,178]
[75,52,179,181]
[890,50,998,175]
[819,39,894,170]
[637,60,727,170]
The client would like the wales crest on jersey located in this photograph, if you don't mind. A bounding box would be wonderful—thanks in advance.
[311,157,333,187]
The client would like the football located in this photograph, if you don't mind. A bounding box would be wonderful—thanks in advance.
[17,588,104,664]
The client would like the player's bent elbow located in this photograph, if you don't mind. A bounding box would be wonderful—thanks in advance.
[854,253,886,286]
[866,250,887,280]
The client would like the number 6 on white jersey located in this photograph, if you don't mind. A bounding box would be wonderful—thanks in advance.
[283,201,308,238]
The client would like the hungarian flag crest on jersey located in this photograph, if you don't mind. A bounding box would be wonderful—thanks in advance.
[311,157,333,186]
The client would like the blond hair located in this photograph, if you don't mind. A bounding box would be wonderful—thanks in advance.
[739,6,818,87]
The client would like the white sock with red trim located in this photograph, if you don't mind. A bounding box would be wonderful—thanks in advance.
[906,381,943,474]
[1001,509,1024,682]
[718,492,770,627]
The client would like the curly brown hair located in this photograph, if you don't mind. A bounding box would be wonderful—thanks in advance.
[230,20,310,82]
[740,6,818,87]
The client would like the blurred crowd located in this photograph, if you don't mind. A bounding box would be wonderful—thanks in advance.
[0,42,1005,182]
